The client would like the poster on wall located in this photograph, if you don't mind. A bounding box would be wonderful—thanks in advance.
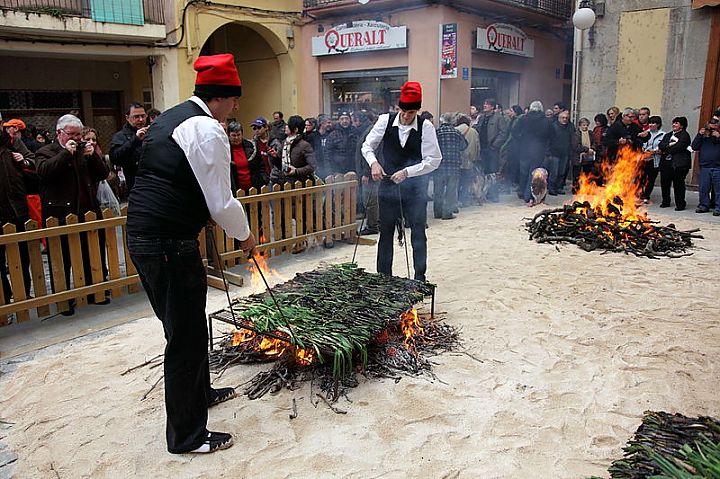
[440,23,458,79]
[476,23,534,58]
[311,21,407,56]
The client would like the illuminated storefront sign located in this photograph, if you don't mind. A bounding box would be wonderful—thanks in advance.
[312,21,407,56]
[476,23,534,58]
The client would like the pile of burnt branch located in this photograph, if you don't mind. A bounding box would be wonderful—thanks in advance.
[592,411,720,478]
[208,263,460,402]
[526,200,703,258]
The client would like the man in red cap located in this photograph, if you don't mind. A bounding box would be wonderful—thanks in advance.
[361,81,442,282]
[127,53,256,454]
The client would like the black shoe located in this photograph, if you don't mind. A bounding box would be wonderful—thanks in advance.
[713,210,720,216]
[557,190,566,195]
[548,191,558,196]
[659,203,671,208]
[89,294,111,305]
[453,208,459,214]
[358,228,378,236]
[441,215,456,220]
[209,387,237,407]
[323,238,334,249]
[675,205,686,211]
[695,207,710,213]
[185,431,234,454]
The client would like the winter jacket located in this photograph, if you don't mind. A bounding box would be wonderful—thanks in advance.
[691,133,720,168]
[474,111,509,151]
[603,120,644,160]
[109,123,143,190]
[456,124,480,169]
[230,138,267,192]
[548,121,574,159]
[35,141,109,223]
[326,125,356,174]
[513,111,551,165]
[270,136,316,185]
[658,130,692,170]
[0,145,32,222]
[436,123,468,174]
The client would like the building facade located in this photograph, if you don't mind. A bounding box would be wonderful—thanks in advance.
[575,0,720,179]
[0,0,175,147]
[298,0,574,118]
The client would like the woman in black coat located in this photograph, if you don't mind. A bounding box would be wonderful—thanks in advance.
[658,116,692,210]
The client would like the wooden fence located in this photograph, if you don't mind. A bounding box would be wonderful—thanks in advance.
[0,173,358,326]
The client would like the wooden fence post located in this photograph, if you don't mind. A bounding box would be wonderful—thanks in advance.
[120,206,140,294]
[24,219,50,317]
[45,217,71,315]
[65,214,87,308]
[3,223,29,322]
[84,212,105,304]
[102,209,123,299]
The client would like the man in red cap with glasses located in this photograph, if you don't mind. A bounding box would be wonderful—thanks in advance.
[361,81,442,282]
[127,54,256,454]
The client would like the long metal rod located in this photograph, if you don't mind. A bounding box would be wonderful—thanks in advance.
[207,226,239,329]
[397,183,411,278]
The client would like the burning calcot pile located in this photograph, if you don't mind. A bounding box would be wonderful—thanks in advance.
[208,263,459,401]
[526,146,703,257]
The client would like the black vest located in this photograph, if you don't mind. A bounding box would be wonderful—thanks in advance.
[381,113,425,175]
[126,100,211,239]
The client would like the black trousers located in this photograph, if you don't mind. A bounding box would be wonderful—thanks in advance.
[128,237,210,454]
[641,161,659,200]
[659,162,689,208]
[377,177,428,281]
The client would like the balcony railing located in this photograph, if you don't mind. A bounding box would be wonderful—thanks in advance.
[303,0,572,19]
[0,0,165,25]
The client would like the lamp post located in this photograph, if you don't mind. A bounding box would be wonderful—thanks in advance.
[570,0,596,124]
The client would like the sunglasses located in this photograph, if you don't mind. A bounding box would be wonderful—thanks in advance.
[251,125,264,130]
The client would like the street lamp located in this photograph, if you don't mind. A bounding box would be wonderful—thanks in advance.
[570,0,597,124]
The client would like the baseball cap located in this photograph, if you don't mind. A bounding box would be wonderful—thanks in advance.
[251,116,268,128]
[3,119,26,130]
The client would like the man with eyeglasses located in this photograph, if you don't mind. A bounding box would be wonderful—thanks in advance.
[109,102,149,192]
[36,114,110,315]
[603,107,645,163]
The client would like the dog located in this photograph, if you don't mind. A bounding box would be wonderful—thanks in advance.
[529,167,548,207]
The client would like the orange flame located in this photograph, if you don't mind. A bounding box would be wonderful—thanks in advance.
[246,252,281,294]
[230,327,316,365]
[400,308,423,351]
[574,145,650,220]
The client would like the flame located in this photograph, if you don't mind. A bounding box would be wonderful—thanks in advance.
[246,252,281,294]
[400,308,423,351]
[574,145,650,220]
[230,326,316,365]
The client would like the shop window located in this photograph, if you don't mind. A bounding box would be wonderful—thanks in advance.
[322,68,408,117]
[471,69,520,110]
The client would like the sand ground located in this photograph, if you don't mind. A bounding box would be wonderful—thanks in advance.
[1,195,719,479]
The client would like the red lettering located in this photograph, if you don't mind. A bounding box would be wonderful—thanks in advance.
[354,32,362,46]
[378,29,386,44]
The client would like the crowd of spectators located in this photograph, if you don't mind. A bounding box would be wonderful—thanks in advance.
[1,98,719,314]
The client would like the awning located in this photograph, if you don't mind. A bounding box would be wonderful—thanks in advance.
[692,0,720,9]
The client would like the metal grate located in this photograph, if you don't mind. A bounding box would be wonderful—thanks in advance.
[0,0,165,25]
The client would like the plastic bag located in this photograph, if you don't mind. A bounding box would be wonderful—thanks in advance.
[97,179,121,217]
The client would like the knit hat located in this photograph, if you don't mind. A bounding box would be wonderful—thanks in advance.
[2,119,26,130]
[398,82,422,111]
[193,54,242,98]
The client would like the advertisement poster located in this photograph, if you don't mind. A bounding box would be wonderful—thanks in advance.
[440,23,458,79]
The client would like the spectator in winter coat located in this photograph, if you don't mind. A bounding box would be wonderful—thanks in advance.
[546,110,574,194]
[109,102,148,191]
[228,122,266,193]
[0,128,34,300]
[434,113,468,219]
[355,111,380,235]
[269,115,316,185]
[36,114,110,314]
[474,98,508,202]
[641,116,666,203]
[251,116,279,181]
[313,115,333,179]
[326,112,356,174]
[455,113,481,206]
[658,116,692,211]
[692,118,720,215]
[571,118,593,193]
[591,114,609,165]
[517,101,552,205]
[603,108,645,163]
[269,111,287,144]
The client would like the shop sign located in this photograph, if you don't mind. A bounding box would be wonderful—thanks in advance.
[440,23,458,79]
[476,23,534,58]
[312,21,407,56]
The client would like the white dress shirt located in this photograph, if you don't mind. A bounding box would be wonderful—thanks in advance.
[361,113,442,177]
[172,96,250,241]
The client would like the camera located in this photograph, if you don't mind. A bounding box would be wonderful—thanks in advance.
[77,140,88,150]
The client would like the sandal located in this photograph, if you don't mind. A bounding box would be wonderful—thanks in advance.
[209,387,236,407]
[189,431,233,453]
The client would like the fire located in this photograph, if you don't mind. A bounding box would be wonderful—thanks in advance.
[574,145,651,220]
[400,308,423,351]
[230,326,316,365]
[247,252,281,294]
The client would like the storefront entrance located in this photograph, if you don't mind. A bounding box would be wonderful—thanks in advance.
[471,68,520,110]
[322,68,407,117]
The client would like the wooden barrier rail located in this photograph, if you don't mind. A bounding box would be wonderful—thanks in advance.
[0,173,358,326]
